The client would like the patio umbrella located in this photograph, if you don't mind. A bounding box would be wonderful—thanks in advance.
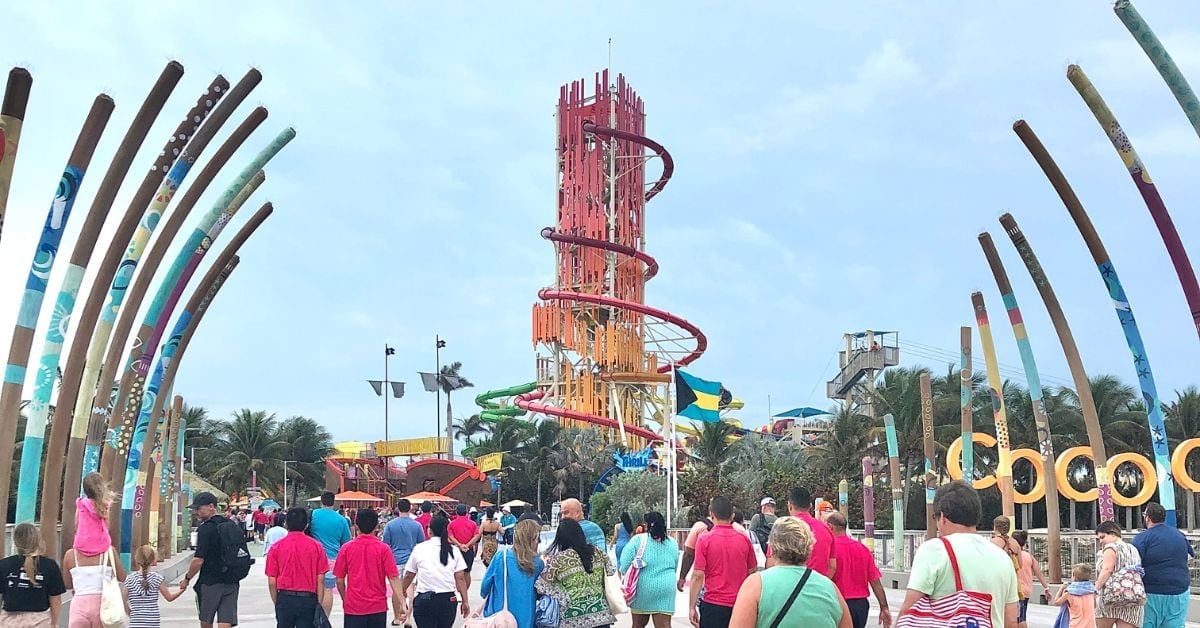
[402,491,457,503]
[772,407,831,418]
[334,490,384,503]
[259,499,280,510]
[500,499,530,508]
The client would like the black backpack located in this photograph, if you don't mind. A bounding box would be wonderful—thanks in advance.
[214,517,255,582]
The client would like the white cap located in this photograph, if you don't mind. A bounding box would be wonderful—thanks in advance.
[760,497,776,506]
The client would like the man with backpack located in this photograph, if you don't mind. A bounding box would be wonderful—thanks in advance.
[182,492,255,628]
[748,497,776,553]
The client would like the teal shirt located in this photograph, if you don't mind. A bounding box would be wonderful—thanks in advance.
[310,508,351,560]
[757,566,843,628]
[619,534,680,614]
[580,519,607,552]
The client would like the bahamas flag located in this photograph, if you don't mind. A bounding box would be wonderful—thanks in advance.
[675,369,728,422]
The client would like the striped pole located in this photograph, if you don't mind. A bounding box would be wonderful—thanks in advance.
[838,478,849,517]
[960,326,973,480]
[919,373,936,540]
[1015,118,1177,528]
[972,292,1016,521]
[862,456,875,552]
[884,413,903,568]
[979,232,1064,581]
[1000,213,1114,522]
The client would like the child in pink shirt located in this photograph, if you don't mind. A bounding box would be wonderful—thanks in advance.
[74,473,113,556]
[1052,563,1097,628]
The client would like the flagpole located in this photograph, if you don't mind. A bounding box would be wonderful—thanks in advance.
[669,362,679,528]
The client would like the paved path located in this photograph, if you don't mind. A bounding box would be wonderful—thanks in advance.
[153,540,1106,627]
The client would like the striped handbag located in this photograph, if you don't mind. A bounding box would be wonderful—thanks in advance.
[897,537,993,628]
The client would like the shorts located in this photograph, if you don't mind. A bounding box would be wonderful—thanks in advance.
[0,609,52,627]
[255,523,266,535]
[197,582,239,625]
[69,593,100,628]
[846,598,870,628]
[324,558,338,590]
[1018,599,1028,623]
[698,600,733,628]
[462,548,477,570]
[1144,591,1190,628]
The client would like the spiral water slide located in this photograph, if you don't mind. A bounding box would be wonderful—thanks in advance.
[511,120,706,443]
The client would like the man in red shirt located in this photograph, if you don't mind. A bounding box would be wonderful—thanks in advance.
[688,496,756,628]
[334,509,404,628]
[789,486,836,577]
[413,501,433,540]
[828,512,892,628]
[266,507,328,628]
[254,507,271,542]
[446,504,481,587]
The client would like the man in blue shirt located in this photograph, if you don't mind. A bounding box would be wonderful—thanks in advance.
[310,491,352,616]
[382,499,425,568]
[1132,502,1194,628]
[560,498,606,552]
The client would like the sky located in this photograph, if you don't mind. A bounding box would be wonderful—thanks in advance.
[1,1,1199,446]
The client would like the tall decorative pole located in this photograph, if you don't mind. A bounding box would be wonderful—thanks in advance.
[884,413,903,568]
[0,67,33,242]
[56,105,265,548]
[158,394,186,556]
[919,373,937,541]
[15,63,183,527]
[972,292,1016,521]
[862,456,875,552]
[105,128,293,545]
[1067,65,1200,340]
[129,204,272,550]
[1114,0,1200,138]
[979,232,1064,581]
[1000,212,1114,522]
[1014,118,1177,528]
[838,478,849,517]
[0,96,114,533]
[960,326,973,480]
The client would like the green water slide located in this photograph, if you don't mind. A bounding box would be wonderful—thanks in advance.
[475,382,537,422]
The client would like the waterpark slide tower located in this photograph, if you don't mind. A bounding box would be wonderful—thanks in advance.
[518,71,706,444]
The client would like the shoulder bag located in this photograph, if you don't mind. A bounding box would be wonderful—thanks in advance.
[622,534,650,603]
[897,537,994,628]
[602,548,629,614]
[99,548,128,628]
[466,549,519,628]
[766,567,812,628]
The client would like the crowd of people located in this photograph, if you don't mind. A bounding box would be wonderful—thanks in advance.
[1,475,1193,628]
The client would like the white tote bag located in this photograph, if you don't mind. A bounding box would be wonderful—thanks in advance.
[465,549,518,628]
[99,548,128,628]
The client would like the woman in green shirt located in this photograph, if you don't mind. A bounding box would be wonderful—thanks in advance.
[730,516,852,628]
[535,519,615,628]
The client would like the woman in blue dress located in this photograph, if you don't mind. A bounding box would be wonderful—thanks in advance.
[480,518,544,628]
[619,512,680,628]
[613,512,635,562]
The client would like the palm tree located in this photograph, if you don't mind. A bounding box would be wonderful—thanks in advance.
[205,409,288,494]
[438,362,473,457]
[516,419,561,513]
[690,421,738,480]
[453,413,486,444]
[809,404,873,480]
[1165,386,1200,445]
[277,416,333,504]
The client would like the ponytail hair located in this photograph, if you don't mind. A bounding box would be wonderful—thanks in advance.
[644,511,667,541]
[83,472,111,518]
[133,545,157,592]
[430,514,453,566]
[13,523,42,587]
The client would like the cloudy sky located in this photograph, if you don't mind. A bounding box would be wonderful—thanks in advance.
[2,1,1198,445]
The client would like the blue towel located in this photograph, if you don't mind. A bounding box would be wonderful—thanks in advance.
[1053,603,1071,628]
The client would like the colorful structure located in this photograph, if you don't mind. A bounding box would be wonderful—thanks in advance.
[883,414,904,567]
[971,292,1015,520]
[959,326,973,480]
[862,456,874,552]
[919,373,936,541]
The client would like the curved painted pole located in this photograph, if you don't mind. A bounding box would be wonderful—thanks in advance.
[919,373,936,541]
[153,257,239,552]
[1014,118,1177,528]
[0,68,33,242]
[1114,1,1200,138]
[978,232,1064,582]
[50,80,251,553]
[838,478,849,517]
[862,456,874,552]
[0,96,114,536]
[15,62,183,528]
[960,326,973,480]
[103,127,292,543]
[883,414,903,568]
[129,204,272,551]
[1067,65,1200,340]
[157,394,186,556]
[1000,212,1114,522]
[971,292,1016,521]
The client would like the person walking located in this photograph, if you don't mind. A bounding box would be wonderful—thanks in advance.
[748,498,776,554]
[479,508,502,567]
[414,502,434,540]
[399,514,470,628]
[126,545,184,628]
[266,507,327,628]
[335,509,405,628]
[991,515,1025,618]
[63,543,128,628]
[536,518,615,628]
[479,519,544,628]
[676,516,714,592]
[500,507,517,545]
[1011,529,1051,628]
[900,480,1018,628]
[613,512,636,564]
[180,492,240,628]
[1133,502,1192,628]
[559,498,607,552]
[788,487,835,577]
[0,523,66,627]
[447,504,481,587]
[382,498,425,627]
[263,512,288,556]
[729,516,851,628]
[1094,521,1144,628]
[310,491,352,616]
[1051,563,1097,628]
[619,512,679,628]
[826,512,890,628]
[688,496,757,628]
[244,508,256,543]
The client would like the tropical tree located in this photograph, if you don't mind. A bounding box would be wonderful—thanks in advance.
[515,419,561,513]
[1166,386,1200,445]
[453,413,486,445]
[808,403,873,481]
[689,420,739,478]
[204,409,289,494]
[277,416,334,504]
[438,362,473,457]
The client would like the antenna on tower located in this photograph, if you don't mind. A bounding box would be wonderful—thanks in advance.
[607,38,613,87]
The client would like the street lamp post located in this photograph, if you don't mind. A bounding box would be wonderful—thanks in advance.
[281,460,298,509]
[436,335,445,458]
[368,344,405,460]
[189,446,208,475]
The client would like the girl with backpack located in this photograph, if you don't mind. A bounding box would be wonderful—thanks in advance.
[125,545,185,627]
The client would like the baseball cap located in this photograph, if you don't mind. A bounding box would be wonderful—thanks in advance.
[816,501,834,512]
[189,492,217,509]
[760,497,775,507]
